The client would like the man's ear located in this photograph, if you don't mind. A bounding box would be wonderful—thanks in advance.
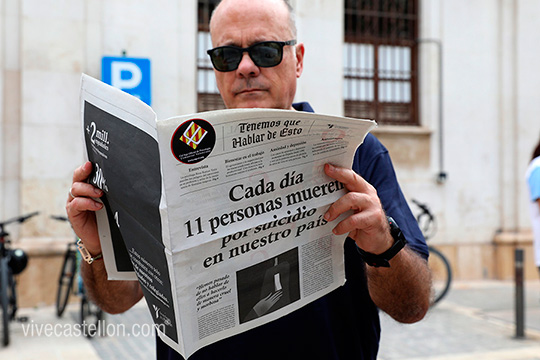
[295,42,305,78]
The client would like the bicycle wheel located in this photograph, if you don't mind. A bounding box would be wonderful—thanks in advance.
[56,249,76,317]
[1,258,10,346]
[80,294,103,338]
[428,246,452,305]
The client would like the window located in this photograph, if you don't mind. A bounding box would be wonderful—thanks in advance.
[197,0,225,111]
[344,0,419,125]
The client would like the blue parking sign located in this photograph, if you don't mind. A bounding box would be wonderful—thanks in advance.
[102,56,151,105]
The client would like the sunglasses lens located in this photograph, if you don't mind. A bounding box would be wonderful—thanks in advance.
[250,42,283,67]
[208,41,292,71]
[210,47,242,72]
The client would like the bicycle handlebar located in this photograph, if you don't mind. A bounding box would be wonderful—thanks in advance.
[411,199,434,219]
[411,199,428,212]
[411,199,438,241]
[0,211,40,228]
[50,215,69,222]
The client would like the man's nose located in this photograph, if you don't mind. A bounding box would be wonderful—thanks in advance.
[236,52,260,77]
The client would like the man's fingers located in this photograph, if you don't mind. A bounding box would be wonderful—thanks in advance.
[324,164,367,191]
[69,182,103,200]
[68,162,103,203]
[72,161,93,183]
[65,161,104,254]
[330,211,372,236]
[66,196,103,215]
[324,191,370,222]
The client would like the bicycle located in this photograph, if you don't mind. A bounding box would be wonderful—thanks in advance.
[411,199,452,305]
[80,285,104,337]
[0,211,39,346]
[51,215,104,337]
[52,215,77,318]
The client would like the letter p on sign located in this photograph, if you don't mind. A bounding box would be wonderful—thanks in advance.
[102,56,151,105]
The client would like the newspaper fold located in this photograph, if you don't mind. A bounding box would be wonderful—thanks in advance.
[79,74,376,358]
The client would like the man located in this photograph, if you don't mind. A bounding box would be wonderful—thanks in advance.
[66,0,431,359]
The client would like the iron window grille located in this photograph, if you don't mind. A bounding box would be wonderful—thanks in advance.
[197,0,226,112]
[344,0,419,125]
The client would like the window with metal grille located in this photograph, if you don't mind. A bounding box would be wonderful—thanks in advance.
[197,0,226,111]
[344,0,419,125]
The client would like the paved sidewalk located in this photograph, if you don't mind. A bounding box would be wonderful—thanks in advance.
[0,300,155,360]
[379,281,540,360]
[1,280,539,359]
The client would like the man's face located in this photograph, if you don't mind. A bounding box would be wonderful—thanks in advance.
[209,0,304,110]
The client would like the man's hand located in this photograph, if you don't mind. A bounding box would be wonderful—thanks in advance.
[323,163,393,255]
[65,161,104,255]
[323,163,431,323]
[66,161,143,314]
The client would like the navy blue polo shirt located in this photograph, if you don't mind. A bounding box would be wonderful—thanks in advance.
[156,102,428,360]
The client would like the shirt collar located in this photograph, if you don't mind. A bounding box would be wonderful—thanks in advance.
[292,102,314,113]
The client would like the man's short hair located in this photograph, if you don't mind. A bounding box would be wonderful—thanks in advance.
[210,0,297,38]
[282,0,297,37]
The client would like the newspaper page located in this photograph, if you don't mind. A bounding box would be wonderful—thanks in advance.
[80,75,159,281]
[80,74,376,358]
[81,75,181,347]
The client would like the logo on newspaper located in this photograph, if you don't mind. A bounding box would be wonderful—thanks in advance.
[171,118,216,164]
[152,304,160,318]
[151,304,172,327]
[180,122,207,150]
[86,121,110,158]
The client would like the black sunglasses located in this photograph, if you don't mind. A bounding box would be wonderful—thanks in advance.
[206,40,297,72]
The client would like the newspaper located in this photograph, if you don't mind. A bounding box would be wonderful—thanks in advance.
[79,74,376,358]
